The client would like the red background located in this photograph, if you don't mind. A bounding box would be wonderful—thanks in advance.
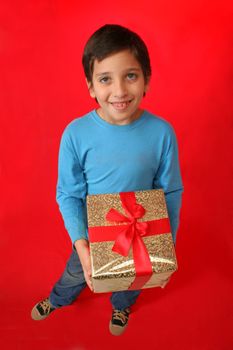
[1,1,233,349]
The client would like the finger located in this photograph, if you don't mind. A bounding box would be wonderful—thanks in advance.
[88,282,93,291]
[84,272,93,291]
[87,278,93,291]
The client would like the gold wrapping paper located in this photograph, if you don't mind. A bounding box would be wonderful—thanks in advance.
[87,189,178,293]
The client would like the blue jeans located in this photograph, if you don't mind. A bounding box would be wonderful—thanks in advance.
[49,249,141,310]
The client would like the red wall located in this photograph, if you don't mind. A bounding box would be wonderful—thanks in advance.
[1,1,232,349]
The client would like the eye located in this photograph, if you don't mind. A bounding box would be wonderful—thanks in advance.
[99,76,110,84]
[127,73,137,81]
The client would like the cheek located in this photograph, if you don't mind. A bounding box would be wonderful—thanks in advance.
[95,88,109,100]
[131,85,145,97]
[130,80,146,92]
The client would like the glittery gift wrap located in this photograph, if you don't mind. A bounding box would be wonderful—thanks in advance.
[87,189,177,293]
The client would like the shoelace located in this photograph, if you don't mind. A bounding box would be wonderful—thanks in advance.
[113,310,129,324]
[40,299,52,314]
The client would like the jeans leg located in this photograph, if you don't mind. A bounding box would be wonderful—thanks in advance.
[110,290,141,311]
[49,249,87,308]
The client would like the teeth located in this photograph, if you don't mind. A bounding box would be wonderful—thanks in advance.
[111,101,131,109]
[115,102,127,107]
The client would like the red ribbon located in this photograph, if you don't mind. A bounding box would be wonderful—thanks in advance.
[88,192,171,290]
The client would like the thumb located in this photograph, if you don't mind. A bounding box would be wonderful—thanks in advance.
[86,268,92,277]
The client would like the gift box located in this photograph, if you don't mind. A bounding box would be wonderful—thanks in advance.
[87,189,177,293]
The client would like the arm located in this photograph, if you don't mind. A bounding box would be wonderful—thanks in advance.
[153,125,183,244]
[56,128,88,243]
[74,239,93,291]
[56,128,92,290]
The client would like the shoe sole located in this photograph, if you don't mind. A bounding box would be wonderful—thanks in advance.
[31,305,53,321]
[109,320,128,336]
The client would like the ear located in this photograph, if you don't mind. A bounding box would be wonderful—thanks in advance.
[144,80,150,94]
[86,78,96,98]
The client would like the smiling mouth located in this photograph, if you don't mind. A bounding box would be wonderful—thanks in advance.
[110,100,132,110]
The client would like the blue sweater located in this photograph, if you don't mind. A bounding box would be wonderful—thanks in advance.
[56,110,183,244]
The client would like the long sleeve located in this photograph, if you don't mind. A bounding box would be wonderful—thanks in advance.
[153,126,183,243]
[56,128,88,243]
[55,111,183,244]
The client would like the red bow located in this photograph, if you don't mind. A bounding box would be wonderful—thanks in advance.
[106,192,153,289]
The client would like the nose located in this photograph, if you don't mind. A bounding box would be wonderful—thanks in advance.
[112,79,127,98]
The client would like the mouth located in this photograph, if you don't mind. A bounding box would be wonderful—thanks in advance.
[110,100,133,110]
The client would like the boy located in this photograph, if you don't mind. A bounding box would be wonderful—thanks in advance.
[31,24,183,336]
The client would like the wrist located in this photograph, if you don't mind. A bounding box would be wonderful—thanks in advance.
[74,238,89,253]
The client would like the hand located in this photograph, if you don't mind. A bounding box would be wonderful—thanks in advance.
[74,239,93,291]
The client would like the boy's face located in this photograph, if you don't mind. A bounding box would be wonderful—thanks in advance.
[87,50,149,125]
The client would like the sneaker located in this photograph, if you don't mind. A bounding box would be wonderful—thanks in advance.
[109,308,130,336]
[31,298,55,321]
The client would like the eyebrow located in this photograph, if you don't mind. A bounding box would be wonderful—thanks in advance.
[95,72,110,77]
[95,68,141,77]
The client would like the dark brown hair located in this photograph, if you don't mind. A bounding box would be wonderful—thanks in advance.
[82,24,151,84]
